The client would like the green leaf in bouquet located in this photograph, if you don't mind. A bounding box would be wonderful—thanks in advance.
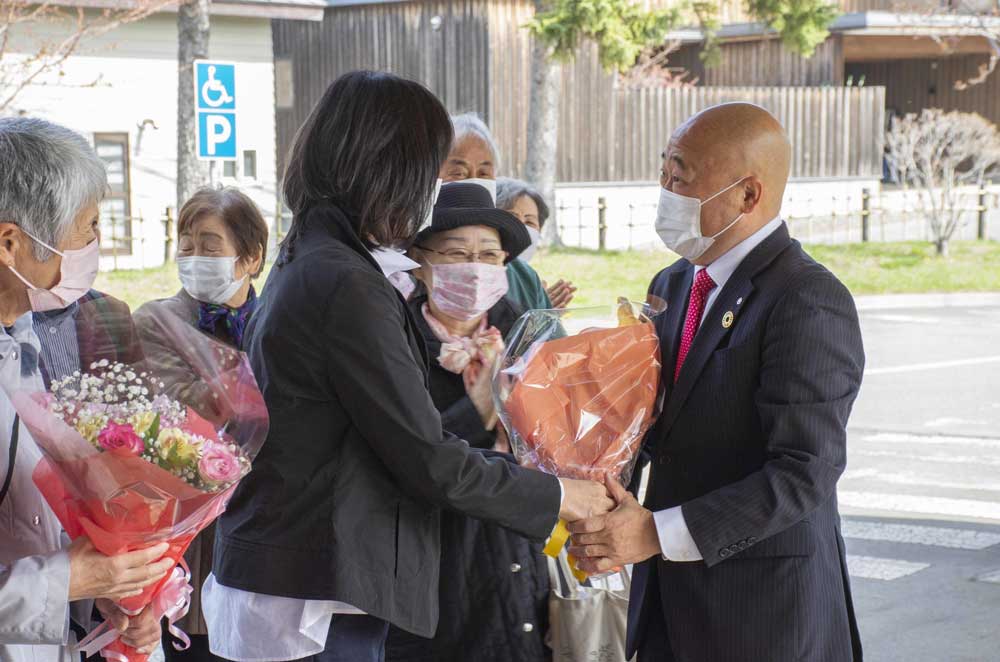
[146,413,161,447]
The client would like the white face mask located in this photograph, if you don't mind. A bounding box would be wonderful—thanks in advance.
[7,231,100,312]
[418,178,444,232]
[654,177,747,261]
[517,226,541,263]
[462,178,496,203]
[177,256,246,305]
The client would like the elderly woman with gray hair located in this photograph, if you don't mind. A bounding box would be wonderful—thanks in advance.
[0,117,173,662]
[427,116,575,309]
[496,177,576,309]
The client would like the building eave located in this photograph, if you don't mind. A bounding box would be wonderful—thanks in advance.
[52,0,326,21]
[666,11,1000,44]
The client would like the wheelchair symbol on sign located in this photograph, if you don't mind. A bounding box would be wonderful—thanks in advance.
[201,66,234,108]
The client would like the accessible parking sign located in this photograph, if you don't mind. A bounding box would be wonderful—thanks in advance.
[195,61,237,160]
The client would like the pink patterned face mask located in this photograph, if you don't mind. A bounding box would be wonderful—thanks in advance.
[429,262,509,321]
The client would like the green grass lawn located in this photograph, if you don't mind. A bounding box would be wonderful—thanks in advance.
[533,240,1000,308]
[96,240,1000,312]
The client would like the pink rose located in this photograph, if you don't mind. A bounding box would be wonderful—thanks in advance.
[198,443,243,486]
[97,421,144,455]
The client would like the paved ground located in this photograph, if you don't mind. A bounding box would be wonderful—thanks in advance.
[843,295,1000,662]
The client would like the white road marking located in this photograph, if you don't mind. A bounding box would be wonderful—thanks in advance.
[859,432,1000,450]
[865,355,1000,376]
[975,569,1000,584]
[839,491,1000,521]
[847,555,930,581]
[924,417,989,429]
[866,314,942,324]
[852,449,1000,467]
[841,468,1000,494]
[841,520,1000,550]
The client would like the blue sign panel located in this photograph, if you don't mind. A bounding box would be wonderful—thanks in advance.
[198,112,237,159]
[195,61,237,160]
[196,62,236,111]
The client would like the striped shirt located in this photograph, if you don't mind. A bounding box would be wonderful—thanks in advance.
[32,302,80,384]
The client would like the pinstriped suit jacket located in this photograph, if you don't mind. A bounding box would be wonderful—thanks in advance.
[628,223,865,662]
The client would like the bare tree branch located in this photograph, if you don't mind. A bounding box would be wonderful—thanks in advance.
[0,0,176,112]
[618,42,699,89]
[885,109,1000,255]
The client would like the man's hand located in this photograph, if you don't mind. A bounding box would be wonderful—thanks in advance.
[544,280,577,309]
[558,478,615,522]
[120,604,163,654]
[567,478,662,573]
[95,599,129,633]
[68,539,174,601]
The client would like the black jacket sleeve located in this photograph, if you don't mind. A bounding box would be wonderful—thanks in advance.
[325,266,561,541]
[681,271,865,567]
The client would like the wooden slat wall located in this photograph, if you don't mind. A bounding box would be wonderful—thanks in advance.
[548,82,886,181]
[846,55,1000,125]
[485,0,535,175]
[275,0,884,183]
[272,0,491,176]
[667,37,844,87]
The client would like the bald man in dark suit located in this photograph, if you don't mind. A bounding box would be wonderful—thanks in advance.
[568,103,865,662]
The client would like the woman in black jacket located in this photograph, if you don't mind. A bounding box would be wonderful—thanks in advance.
[386,181,551,662]
[204,71,613,662]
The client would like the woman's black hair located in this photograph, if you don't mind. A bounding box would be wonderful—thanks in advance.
[281,70,453,256]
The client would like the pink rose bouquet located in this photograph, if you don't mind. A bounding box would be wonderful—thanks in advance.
[6,304,268,662]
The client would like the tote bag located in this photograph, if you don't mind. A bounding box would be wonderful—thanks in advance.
[546,551,635,662]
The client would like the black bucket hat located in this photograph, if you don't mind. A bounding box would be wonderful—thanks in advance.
[414,181,531,262]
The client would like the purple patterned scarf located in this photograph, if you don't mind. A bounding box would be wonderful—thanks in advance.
[197,287,257,348]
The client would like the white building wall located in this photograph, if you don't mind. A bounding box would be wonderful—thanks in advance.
[5,13,278,271]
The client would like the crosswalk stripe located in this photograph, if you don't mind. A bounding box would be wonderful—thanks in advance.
[859,432,1000,450]
[852,449,1000,467]
[864,355,1000,376]
[841,520,1000,550]
[841,468,1000,494]
[865,314,942,325]
[975,570,1000,584]
[839,491,1000,521]
[847,555,930,581]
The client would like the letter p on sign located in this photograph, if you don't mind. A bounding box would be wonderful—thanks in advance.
[198,113,237,159]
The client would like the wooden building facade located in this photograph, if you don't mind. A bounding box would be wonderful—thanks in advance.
[272,0,891,185]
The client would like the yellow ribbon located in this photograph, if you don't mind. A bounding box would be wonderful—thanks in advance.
[543,519,589,583]
[543,519,570,557]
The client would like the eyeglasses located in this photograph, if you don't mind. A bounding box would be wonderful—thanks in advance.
[414,245,508,265]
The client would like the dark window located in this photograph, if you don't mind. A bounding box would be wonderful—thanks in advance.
[243,150,257,180]
[94,133,132,257]
[223,160,238,178]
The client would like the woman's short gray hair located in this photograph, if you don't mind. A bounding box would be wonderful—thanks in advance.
[0,117,107,261]
[496,177,550,228]
[450,113,501,170]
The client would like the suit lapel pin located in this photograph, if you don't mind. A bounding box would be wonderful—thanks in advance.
[736,297,744,306]
[722,311,735,329]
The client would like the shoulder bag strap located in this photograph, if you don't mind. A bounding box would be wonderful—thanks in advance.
[0,414,20,508]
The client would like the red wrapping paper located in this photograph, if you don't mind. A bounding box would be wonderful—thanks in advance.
[5,304,268,662]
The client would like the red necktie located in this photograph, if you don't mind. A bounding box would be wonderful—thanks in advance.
[674,269,717,383]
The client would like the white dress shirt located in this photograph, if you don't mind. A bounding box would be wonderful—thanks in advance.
[0,313,84,662]
[202,249,421,662]
[653,218,783,563]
